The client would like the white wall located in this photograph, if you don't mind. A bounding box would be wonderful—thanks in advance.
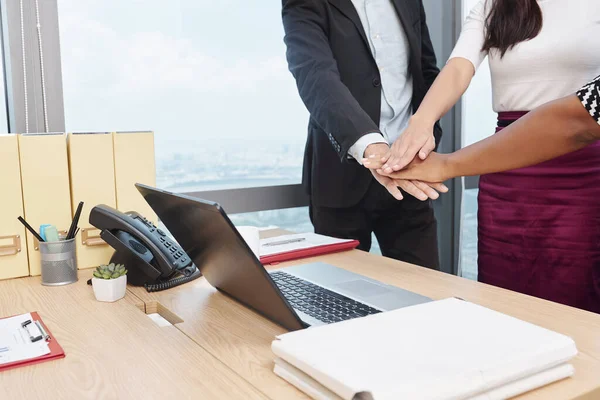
[460,0,497,146]
[458,0,498,280]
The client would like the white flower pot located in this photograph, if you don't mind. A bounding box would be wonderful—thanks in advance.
[92,275,127,302]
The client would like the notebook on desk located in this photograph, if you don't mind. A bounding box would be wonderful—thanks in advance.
[271,298,578,400]
[259,233,359,265]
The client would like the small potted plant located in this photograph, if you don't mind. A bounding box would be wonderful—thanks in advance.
[91,263,127,302]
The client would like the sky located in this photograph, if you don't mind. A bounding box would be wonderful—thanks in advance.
[56,0,310,156]
[55,0,495,155]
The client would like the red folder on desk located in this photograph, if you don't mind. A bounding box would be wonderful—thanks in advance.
[0,312,65,372]
[260,235,359,265]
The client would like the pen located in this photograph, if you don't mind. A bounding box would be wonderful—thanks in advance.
[67,201,84,240]
[17,216,45,243]
[263,238,306,247]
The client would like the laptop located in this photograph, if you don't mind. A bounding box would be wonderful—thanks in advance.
[135,183,432,331]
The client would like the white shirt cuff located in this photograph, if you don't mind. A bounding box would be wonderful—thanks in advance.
[348,133,388,164]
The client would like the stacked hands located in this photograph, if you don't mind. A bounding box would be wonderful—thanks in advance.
[360,118,452,201]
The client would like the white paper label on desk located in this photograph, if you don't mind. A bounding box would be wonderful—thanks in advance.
[259,233,354,257]
[0,313,50,365]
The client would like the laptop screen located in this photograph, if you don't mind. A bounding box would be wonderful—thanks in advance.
[135,183,305,331]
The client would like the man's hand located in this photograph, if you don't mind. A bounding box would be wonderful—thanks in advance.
[363,142,390,160]
[364,143,447,201]
[364,151,453,184]
[378,116,436,174]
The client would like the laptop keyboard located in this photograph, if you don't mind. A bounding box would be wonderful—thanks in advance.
[271,271,381,324]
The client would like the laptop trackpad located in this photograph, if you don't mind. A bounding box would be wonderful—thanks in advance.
[334,280,391,298]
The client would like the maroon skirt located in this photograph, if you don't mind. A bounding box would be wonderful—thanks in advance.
[477,111,600,314]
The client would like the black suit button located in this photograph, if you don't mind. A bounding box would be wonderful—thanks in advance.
[372,77,381,87]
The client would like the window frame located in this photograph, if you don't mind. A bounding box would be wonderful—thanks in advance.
[1,0,466,275]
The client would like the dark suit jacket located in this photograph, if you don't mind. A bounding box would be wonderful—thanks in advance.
[282,0,442,208]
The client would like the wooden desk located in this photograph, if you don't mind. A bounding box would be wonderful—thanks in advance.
[0,270,266,400]
[3,230,599,400]
[128,230,600,400]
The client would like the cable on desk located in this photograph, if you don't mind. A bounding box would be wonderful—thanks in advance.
[144,269,202,292]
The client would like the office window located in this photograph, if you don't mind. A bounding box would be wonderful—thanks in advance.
[458,0,497,280]
[230,207,313,233]
[57,0,308,194]
[57,0,311,233]
[459,190,478,280]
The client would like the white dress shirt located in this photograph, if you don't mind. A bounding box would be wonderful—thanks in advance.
[348,0,414,164]
[450,0,600,112]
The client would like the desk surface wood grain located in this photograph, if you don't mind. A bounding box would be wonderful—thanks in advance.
[128,229,600,400]
[0,270,267,400]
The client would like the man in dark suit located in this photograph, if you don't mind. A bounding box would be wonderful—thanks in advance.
[282,0,444,269]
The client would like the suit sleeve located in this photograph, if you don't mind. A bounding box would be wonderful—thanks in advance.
[282,0,382,161]
[418,0,443,148]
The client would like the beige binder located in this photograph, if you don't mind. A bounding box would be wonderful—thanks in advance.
[113,131,157,223]
[0,135,29,280]
[18,133,72,276]
[68,132,117,270]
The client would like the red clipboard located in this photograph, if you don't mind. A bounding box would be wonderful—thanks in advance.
[260,240,360,265]
[0,312,65,372]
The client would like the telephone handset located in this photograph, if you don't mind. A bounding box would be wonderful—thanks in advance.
[89,204,201,292]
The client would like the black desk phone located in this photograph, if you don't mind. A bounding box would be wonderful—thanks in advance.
[89,204,201,292]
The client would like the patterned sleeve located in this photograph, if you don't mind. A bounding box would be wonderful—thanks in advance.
[577,75,600,125]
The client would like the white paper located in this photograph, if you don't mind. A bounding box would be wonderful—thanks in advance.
[260,233,354,257]
[274,357,343,400]
[0,313,50,366]
[236,226,261,258]
[274,356,573,400]
[272,298,578,400]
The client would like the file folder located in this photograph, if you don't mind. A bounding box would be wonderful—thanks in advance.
[67,132,117,269]
[113,131,157,223]
[18,133,72,276]
[0,135,28,280]
[0,312,65,372]
[259,234,359,265]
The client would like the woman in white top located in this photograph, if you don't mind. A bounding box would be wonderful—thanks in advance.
[369,0,600,312]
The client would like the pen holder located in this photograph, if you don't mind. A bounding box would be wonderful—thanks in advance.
[39,239,78,286]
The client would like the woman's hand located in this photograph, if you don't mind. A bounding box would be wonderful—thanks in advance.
[364,151,453,184]
[364,143,446,200]
[363,143,448,201]
[379,116,436,174]
[370,168,447,201]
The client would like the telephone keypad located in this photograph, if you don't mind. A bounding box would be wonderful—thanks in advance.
[101,208,196,279]
[131,212,192,270]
